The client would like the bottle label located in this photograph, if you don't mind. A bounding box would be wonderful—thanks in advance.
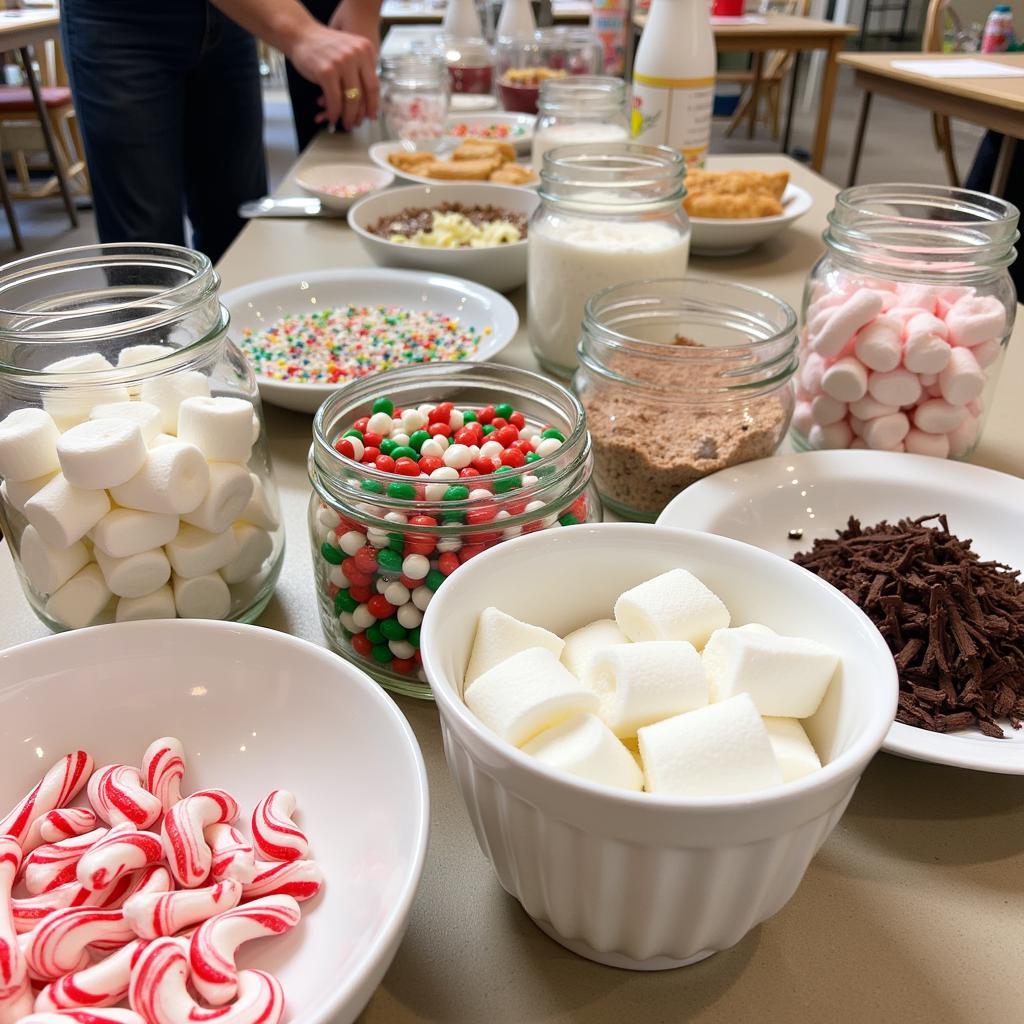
[630,73,715,168]
[591,0,628,75]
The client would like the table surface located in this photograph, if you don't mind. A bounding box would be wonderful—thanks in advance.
[381,0,592,22]
[633,10,855,39]
[3,131,1024,1022]
[0,7,58,47]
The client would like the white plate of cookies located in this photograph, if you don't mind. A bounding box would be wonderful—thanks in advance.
[369,138,539,189]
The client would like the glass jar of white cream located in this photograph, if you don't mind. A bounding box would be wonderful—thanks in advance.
[531,75,630,172]
[527,143,690,378]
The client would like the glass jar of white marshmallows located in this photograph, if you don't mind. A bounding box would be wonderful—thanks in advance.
[0,243,284,630]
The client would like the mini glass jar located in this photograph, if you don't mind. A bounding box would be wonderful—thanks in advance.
[528,143,690,379]
[380,52,449,142]
[531,75,630,171]
[496,28,602,113]
[575,277,799,521]
[308,362,602,699]
[441,35,496,95]
[795,184,1018,458]
[0,243,285,630]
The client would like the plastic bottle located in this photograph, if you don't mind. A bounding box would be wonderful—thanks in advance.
[630,0,716,168]
[590,0,629,75]
[444,0,484,38]
[496,0,537,38]
[981,4,1015,52]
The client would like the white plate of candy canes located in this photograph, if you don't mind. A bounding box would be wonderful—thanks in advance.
[223,268,519,414]
[657,449,1024,775]
[0,619,429,1023]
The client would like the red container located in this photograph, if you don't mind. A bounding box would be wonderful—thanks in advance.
[448,64,494,94]
[712,0,744,15]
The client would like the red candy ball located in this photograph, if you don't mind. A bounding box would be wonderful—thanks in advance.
[418,455,443,474]
[509,412,526,429]
[361,446,380,463]
[499,448,525,468]
[459,544,486,562]
[392,657,416,674]
[354,546,379,574]
[334,439,358,459]
[374,455,396,473]
[429,402,453,425]
[341,558,372,587]
[490,417,508,430]
[454,428,477,446]
[353,417,370,433]
[438,552,460,576]
[494,425,519,448]
[399,574,421,589]
[408,514,437,528]
[367,595,395,619]
[477,406,495,425]
[395,457,420,476]
[349,585,373,603]
[459,467,480,478]
[362,431,383,449]
[428,422,452,438]
[351,634,373,656]
[472,457,497,474]
[513,439,533,455]
[466,506,497,526]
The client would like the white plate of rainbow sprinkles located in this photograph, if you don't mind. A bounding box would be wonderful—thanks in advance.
[223,268,519,413]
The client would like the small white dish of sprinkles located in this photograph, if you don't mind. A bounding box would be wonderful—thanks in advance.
[222,268,519,414]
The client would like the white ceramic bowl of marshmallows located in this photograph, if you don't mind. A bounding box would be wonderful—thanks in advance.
[421,523,898,970]
[0,619,429,1024]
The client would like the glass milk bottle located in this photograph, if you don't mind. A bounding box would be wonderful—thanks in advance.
[631,0,716,169]
[531,76,630,171]
[527,143,691,378]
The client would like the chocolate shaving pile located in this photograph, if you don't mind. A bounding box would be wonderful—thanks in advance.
[793,514,1024,737]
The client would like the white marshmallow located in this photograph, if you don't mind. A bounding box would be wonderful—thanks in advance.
[944,294,1006,348]
[867,368,922,408]
[903,429,950,458]
[180,462,253,534]
[177,396,255,463]
[560,618,629,679]
[19,524,89,595]
[41,354,130,429]
[165,524,240,578]
[791,400,814,435]
[109,442,210,515]
[139,371,211,433]
[115,584,177,621]
[45,563,111,629]
[763,717,822,783]
[117,345,175,368]
[810,394,848,426]
[861,411,910,450]
[807,420,853,450]
[947,413,980,457]
[972,338,1002,369]
[94,545,172,599]
[739,622,775,636]
[918,373,939,387]
[848,396,898,421]
[250,411,261,446]
[464,606,565,689]
[821,358,868,403]
[0,408,61,482]
[151,433,177,447]
[702,627,839,717]
[521,713,643,792]
[913,398,966,434]
[219,523,273,584]
[91,508,179,559]
[88,401,162,444]
[464,647,599,747]
[811,290,884,358]
[797,352,826,394]
[903,322,952,376]
[939,346,985,407]
[238,473,279,532]
[56,418,148,489]
[853,316,902,372]
[585,641,707,737]
[614,568,730,649]
[1,470,56,513]
[24,474,110,547]
[45,352,112,373]
[172,572,231,619]
[638,694,783,797]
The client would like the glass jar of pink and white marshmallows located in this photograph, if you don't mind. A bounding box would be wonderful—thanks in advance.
[794,184,1018,458]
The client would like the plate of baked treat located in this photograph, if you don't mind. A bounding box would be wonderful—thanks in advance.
[684,168,812,256]
[369,138,539,188]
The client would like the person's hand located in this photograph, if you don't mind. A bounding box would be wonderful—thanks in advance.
[329,0,380,53]
[287,21,380,130]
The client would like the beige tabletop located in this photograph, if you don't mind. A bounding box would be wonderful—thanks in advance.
[0,8,58,49]
[3,131,1024,1021]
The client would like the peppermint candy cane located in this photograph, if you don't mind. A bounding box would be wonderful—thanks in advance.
[19,1009,145,1024]
[0,752,93,848]
[24,907,135,980]
[189,896,301,1006]
[22,830,109,896]
[88,865,174,954]
[129,938,285,1024]
[205,825,256,886]
[33,938,146,1012]
[12,883,84,935]
[250,791,308,863]
[23,810,99,854]
[87,767,162,831]
[124,879,242,941]
[1,837,34,1024]
[241,860,323,903]
[161,790,239,889]
[141,739,185,815]
[76,825,163,891]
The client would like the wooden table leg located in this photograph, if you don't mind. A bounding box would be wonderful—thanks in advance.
[847,89,872,186]
[811,38,842,173]
[781,50,803,156]
[991,135,1017,197]
[19,45,77,228]
[748,51,764,140]
[0,147,23,250]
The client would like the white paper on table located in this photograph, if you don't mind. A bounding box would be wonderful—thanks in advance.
[710,14,767,23]
[891,58,1024,79]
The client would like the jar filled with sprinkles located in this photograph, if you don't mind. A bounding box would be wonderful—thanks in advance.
[308,362,602,699]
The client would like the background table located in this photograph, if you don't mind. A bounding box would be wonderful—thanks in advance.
[839,52,1024,192]
[2,129,1024,1021]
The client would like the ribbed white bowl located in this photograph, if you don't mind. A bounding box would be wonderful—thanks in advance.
[421,524,897,969]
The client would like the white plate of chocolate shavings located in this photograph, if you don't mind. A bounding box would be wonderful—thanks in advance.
[657,449,1024,774]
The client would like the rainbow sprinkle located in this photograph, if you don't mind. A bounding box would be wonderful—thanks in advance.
[240,305,490,384]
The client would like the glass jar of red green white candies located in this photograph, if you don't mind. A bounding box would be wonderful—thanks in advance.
[308,362,602,698]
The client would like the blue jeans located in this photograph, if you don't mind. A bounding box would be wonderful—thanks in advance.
[61,0,267,263]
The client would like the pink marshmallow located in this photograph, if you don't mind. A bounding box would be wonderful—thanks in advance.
[808,420,854,449]
[939,347,985,406]
[849,395,899,420]
[811,290,885,358]
[973,338,1002,369]
[906,311,948,340]
[854,316,902,372]
[904,429,950,458]
[850,438,868,449]
[810,394,848,426]
[849,414,865,437]
[913,398,967,434]
[862,412,910,450]
[868,368,922,408]
[947,413,980,457]
[896,284,939,314]
[903,318,952,374]
[797,352,826,395]
[821,357,869,402]
[944,295,1006,348]
[806,291,846,324]
[791,400,814,435]
[918,373,938,387]
[967,397,984,417]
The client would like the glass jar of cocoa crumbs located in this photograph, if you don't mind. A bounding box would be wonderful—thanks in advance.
[574,277,798,520]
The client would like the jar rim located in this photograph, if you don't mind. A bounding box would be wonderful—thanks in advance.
[538,74,626,113]
[539,143,685,209]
